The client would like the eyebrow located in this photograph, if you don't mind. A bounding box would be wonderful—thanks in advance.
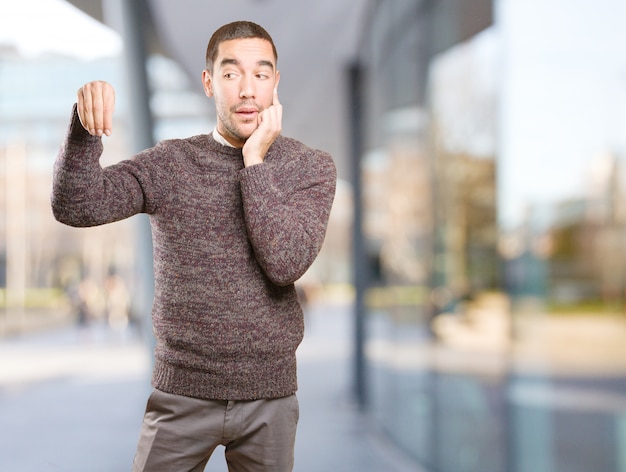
[220,58,275,70]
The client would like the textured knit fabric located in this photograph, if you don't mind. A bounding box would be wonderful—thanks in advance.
[52,105,337,400]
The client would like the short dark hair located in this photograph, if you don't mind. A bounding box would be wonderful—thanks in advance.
[205,21,278,72]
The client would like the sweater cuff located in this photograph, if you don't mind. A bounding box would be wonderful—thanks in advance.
[68,103,101,144]
[239,162,274,194]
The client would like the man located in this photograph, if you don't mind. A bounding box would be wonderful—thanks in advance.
[52,21,336,472]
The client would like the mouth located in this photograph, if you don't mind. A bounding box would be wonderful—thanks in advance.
[235,107,259,120]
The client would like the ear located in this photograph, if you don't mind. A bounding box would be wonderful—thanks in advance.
[275,70,281,89]
[202,69,213,98]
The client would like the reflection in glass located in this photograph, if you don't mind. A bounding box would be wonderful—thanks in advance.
[362,1,626,471]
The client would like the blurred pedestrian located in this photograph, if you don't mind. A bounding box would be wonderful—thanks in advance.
[68,278,90,327]
[51,20,336,472]
[69,276,100,327]
[104,271,130,331]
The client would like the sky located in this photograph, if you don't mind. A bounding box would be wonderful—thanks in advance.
[0,0,121,60]
[497,0,626,229]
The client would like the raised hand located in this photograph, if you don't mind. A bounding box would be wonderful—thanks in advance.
[242,88,282,167]
[77,81,116,137]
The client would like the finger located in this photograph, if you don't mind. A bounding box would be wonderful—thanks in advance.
[92,84,105,137]
[273,90,282,133]
[102,84,115,136]
[77,85,95,135]
[273,88,280,106]
[259,105,280,133]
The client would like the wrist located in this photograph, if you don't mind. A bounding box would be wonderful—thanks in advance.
[243,154,264,167]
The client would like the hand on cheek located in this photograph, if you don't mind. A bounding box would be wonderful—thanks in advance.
[242,89,282,167]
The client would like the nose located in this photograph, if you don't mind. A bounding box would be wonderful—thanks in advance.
[239,76,255,99]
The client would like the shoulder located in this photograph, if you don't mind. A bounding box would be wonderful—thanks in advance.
[134,134,213,163]
[154,134,211,153]
[271,135,326,156]
[270,136,335,173]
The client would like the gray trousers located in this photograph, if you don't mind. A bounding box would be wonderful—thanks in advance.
[132,389,299,472]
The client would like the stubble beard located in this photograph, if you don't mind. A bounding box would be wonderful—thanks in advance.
[217,101,261,146]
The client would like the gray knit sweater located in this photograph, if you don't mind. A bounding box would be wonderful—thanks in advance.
[52,106,336,400]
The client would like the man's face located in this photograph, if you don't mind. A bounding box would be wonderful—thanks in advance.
[202,38,280,148]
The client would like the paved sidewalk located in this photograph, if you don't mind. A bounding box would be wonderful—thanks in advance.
[0,303,423,472]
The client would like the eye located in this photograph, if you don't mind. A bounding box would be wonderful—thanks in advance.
[224,72,238,79]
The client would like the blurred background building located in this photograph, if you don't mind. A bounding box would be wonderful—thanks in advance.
[2,0,626,471]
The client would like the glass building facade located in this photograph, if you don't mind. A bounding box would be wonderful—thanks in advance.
[358,1,626,471]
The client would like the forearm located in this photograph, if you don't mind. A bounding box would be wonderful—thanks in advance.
[240,156,336,286]
[51,106,148,227]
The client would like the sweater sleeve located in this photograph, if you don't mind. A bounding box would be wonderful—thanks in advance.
[51,105,158,227]
[239,145,337,286]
